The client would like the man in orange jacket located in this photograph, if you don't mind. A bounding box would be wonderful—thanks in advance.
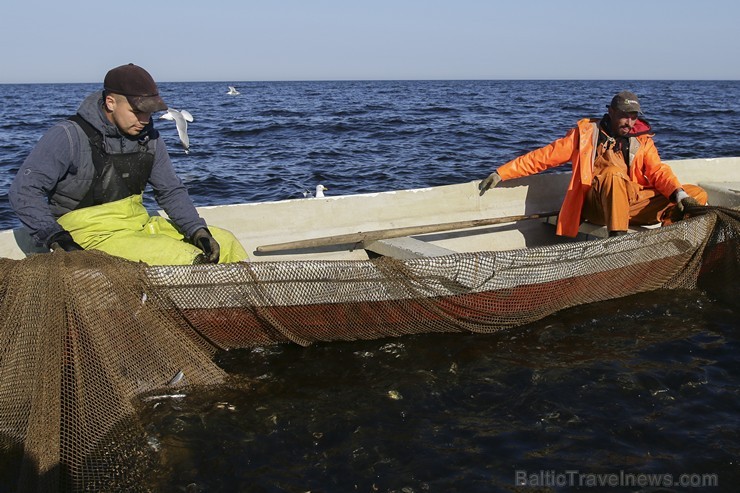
[478,91,707,237]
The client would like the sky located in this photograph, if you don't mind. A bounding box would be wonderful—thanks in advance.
[2,0,739,84]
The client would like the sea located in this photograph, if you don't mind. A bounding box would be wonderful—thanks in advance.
[0,80,739,492]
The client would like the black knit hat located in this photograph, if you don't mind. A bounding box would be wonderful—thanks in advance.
[104,63,167,113]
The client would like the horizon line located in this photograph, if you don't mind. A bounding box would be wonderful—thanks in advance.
[1,77,739,85]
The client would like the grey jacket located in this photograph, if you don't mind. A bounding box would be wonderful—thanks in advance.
[9,91,206,247]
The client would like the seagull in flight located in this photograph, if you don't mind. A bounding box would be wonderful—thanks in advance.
[159,108,194,153]
[227,86,240,95]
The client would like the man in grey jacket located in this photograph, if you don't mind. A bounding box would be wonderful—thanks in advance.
[9,63,247,264]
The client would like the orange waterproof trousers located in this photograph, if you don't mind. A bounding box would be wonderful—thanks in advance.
[582,163,707,232]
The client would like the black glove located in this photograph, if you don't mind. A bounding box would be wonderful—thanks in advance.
[479,171,502,196]
[191,228,220,264]
[47,230,84,252]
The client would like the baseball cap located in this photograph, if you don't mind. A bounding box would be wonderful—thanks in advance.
[609,91,641,113]
[103,63,167,113]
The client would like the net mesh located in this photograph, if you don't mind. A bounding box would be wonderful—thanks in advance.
[0,206,738,491]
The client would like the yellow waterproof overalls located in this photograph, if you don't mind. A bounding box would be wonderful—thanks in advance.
[60,115,248,265]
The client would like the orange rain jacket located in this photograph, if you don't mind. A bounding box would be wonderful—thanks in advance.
[495,118,683,237]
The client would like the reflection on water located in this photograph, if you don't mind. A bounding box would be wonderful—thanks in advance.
[137,289,738,493]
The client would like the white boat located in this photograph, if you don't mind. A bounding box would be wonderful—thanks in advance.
[2,156,737,346]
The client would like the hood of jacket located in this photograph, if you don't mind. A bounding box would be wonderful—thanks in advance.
[76,91,159,153]
[628,117,651,136]
[599,114,652,138]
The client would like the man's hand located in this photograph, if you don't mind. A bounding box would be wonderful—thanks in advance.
[479,171,502,196]
[677,196,701,213]
[191,228,220,264]
[670,190,704,222]
[47,230,84,252]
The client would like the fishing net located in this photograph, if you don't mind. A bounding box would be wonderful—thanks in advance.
[0,206,738,492]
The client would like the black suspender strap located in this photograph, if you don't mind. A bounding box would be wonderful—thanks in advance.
[68,114,107,209]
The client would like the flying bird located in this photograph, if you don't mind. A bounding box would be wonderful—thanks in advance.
[159,108,194,153]
[227,86,240,95]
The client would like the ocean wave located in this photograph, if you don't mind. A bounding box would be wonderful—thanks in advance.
[1,79,738,213]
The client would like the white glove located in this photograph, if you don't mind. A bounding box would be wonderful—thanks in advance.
[479,171,502,195]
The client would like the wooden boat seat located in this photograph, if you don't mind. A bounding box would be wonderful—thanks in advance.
[363,236,458,259]
[543,215,658,239]
[542,180,739,239]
